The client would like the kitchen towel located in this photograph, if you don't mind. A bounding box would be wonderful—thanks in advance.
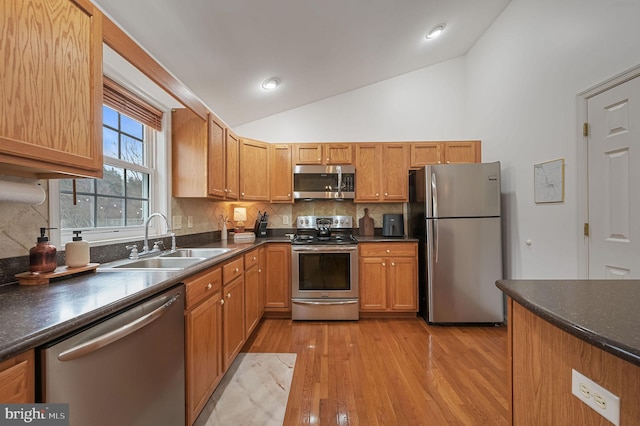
[0,180,46,205]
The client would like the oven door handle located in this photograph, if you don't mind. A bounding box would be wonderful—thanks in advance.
[293,300,358,306]
[291,246,358,252]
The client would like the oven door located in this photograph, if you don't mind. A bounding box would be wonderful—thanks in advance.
[291,244,359,320]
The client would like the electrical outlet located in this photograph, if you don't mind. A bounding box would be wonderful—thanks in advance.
[283,215,289,225]
[173,215,182,230]
[187,216,193,229]
[571,369,620,425]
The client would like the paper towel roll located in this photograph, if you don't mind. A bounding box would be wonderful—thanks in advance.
[0,180,46,205]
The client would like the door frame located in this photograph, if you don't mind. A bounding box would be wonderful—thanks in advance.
[576,64,640,278]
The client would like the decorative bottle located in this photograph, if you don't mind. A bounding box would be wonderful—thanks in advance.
[65,230,90,268]
[29,228,57,273]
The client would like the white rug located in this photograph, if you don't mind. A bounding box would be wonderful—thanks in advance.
[195,353,296,426]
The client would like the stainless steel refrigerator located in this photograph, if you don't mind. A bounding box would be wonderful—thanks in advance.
[408,162,503,324]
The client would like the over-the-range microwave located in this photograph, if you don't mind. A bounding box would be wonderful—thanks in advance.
[293,165,355,200]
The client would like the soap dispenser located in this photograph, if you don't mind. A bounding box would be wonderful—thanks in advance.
[29,228,57,273]
[66,230,90,268]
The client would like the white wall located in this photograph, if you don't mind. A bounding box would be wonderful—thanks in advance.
[236,0,640,279]
[236,57,468,142]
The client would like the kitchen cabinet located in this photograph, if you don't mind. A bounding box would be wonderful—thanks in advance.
[184,266,223,425]
[222,257,245,370]
[355,143,408,202]
[0,350,34,403]
[224,130,240,200]
[264,244,291,312]
[207,115,238,200]
[239,138,270,201]
[244,249,262,336]
[258,247,266,318]
[293,143,353,165]
[0,0,103,179]
[409,141,481,168]
[270,144,293,203]
[359,242,418,313]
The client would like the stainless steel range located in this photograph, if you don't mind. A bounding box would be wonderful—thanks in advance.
[291,215,359,320]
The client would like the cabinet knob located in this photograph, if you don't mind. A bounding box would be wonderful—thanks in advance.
[241,192,245,196]
[235,267,239,273]
[391,262,395,267]
[376,193,379,197]
[446,161,450,164]
[258,269,262,273]
[382,262,386,266]
[386,249,390,253]
[224,189,228,193]
[220,299,225,305]
[227,293,231,299]
[317,158,321,161]
[288,193,291,197]
[253,256,256,261]
[326,158,329,162]
[207,283,212,290]
[384,192,388,196]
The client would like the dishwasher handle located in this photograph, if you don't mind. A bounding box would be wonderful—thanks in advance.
[57,292,181,362]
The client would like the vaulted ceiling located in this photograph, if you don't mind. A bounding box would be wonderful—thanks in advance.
[94,0,511,127]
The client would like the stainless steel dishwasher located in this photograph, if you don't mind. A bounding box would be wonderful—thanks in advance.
[39,285,185,426]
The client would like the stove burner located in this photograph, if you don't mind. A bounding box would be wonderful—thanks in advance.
[292,233,358,245]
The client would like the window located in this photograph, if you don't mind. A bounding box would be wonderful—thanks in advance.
[59,106,151,229]
[51,75,170,246]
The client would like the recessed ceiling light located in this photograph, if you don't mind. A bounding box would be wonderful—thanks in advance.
[425,23,446,40]
[261,78,280,91]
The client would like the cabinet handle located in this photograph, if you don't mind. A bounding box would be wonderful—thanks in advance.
[235,267,239,273]
[258,269,262,273]
[376,193,379,197]
[207,283,212,290]
[253,256,256,261]
[317,158,321,161]
[386,249,390,253]
[227,293,231,299]
[384,192,388,196]
[220,299,225,305]
[382,262,386,266]
[326,158,329,162]
[224,189,228,193]
[446,161,450,164]
[391,262,395,266]
[288,193,291,197]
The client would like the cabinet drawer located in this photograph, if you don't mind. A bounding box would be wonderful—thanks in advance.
[223,257,244,284]
[184,266,222,310]
[359,242,417,257]
[244,249,259,270]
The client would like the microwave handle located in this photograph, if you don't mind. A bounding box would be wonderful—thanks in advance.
[337,165,342,196]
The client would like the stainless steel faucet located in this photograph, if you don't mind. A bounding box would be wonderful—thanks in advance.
[142,213,176,254]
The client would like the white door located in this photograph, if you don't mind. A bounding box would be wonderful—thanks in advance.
[587,75,640,278]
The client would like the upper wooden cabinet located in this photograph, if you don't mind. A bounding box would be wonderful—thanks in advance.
[355,143,408,202]
[410,141,481,168]
[270,144,293,203]
[294,143,353,165]
[224,130,239,200]
[0,0,103,178]
[239,138,270,201]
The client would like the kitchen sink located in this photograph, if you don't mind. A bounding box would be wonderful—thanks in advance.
[160,248,232,258]
[100,257,206,271]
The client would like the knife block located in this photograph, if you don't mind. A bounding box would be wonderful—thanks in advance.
[254,221,268,237]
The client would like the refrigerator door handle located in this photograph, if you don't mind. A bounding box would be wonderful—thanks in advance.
[432,172,439,263]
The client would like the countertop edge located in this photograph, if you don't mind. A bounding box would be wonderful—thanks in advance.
[496,280,640,367]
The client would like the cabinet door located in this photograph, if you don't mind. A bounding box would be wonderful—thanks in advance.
[239,138,270,201]
[355,144,382,202]
[265,244,291,310]
[225,130,239,200]
[444,141,480,164]
[186,292,222,425]
[223,277,245,370]
[258,247,266,317]
[389,257,418,311]
[270,144,293,203]
[208,114,226,198]
[294,144,323,164]
[244,250,261,336]
[324,144,353,165]
[381,143,408,201]
[172,109,208,197]
[0,0,103,179]
[359,257,387,311]
[410,142,443,168]
[0,350,34,403]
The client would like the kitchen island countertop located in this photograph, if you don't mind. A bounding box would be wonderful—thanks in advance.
[496,279,640,367]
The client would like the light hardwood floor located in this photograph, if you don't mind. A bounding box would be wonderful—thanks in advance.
[243,318,509,425]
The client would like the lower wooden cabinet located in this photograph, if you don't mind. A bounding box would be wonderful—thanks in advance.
[359,242,418,312]
[184,267,223,425]
[264,244,291,312]
[223,262,245,370]
[0,350,34,403]
[244,249,262,336]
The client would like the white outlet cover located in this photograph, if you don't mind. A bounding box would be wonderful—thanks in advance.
[571,369,620,426]
[173,215,183,230]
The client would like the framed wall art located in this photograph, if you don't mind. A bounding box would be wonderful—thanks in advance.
[534,158,564,203]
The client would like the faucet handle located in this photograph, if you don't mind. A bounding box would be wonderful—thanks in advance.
[126,244,139,260]
[153,240,165,251]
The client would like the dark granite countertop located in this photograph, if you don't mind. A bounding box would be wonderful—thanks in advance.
[355,236,418,243]
[0,238,289,362]
[496,279,640,367]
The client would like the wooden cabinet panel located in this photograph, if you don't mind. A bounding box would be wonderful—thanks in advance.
[444,141,480,164]
[239,138,270,201]
[258,247,266,318]
[0,350,34,403]
[0,0,103,178]
[184,266,222,310]
[224,130,239,200]
[324,144,353,164]
[223,276,245,370]
[410,143,443,168]
[223,257,244,285]
[185,290,222,425]
[294,144,323,164]
[265,244,291,311]
[294,143,353,165]
[270,144,293,203]
[355,144,382,202]
[381,143,408,201]
[207,114,226,198]
[359,242,418,313]
[244,260,261,336]
[172,109,208,197]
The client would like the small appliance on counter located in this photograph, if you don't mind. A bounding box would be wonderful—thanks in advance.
[382,214,404,237]
[253,211,268,237]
